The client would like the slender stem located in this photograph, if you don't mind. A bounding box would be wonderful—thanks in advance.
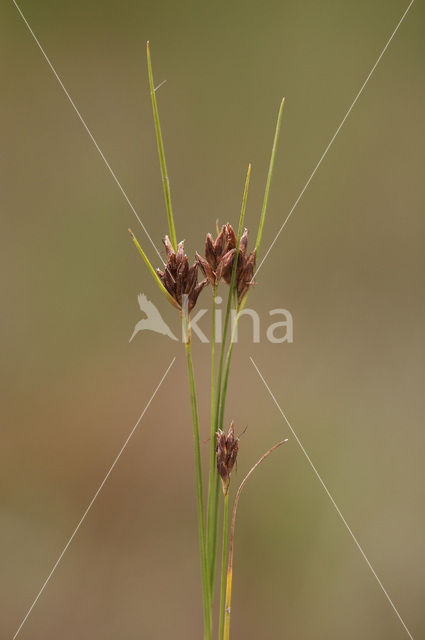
[209,165,251,593]
[211,288,217,436]
[207,287,218,592]
[210,473,221,596]
[218,294,248,429]
[255,98,285,253]
[219,492,229,640]
[184,326,211,639]
[146,41,177,251]
[218,338,235,430]
[223,440,288,640]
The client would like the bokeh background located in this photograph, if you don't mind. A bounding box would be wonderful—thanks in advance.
[1,1,424,638]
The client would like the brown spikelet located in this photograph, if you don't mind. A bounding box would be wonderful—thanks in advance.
[196,223,237,287]
[216,421,239,495]
[156,236,208,312]
[216,228,256,303]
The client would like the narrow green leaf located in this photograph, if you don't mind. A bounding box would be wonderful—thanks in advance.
[255,97,285,254]
[128,229,180,309]
[146,42,178,251]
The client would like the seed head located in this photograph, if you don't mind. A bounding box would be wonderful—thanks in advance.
[197,224,255,302]
[196,223,237,288]
[215,228,256,303]
[156,236,208,312]
[216,421,239,495]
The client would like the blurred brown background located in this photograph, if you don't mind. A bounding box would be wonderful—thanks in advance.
[1,0,424,638]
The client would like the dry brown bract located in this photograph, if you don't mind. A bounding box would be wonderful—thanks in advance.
[216,421,239,495]
[157,236,208,313]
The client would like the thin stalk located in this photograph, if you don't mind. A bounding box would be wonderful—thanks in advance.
[209,164,251,592]
[206,286,218,589]
[210,473,221,593]
[211,288,217,433]
[255,97,285,253]
[218,340,235,430]
[217,295,248,429]
[218,492,229,640]
[183,312,211,639]
[146,41,177,250]
[223,440,288,640]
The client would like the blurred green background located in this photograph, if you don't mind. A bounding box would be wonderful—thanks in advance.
[1,0,424,638]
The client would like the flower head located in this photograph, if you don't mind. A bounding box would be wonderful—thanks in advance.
[196,224,255,302]
[196,223,237,287]
[156,236,208,313]
[215,228,256,304]
[216,421,239,495]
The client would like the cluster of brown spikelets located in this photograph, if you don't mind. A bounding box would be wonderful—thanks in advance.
[156,223,255,313]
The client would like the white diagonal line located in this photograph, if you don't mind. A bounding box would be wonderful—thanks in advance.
[154,79,167,92]
[12,0,165,266]
[250,356,414,640]
[254,0,414,279]
[11,357,176,640]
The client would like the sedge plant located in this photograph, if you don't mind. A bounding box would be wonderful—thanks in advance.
[129,43,287,639]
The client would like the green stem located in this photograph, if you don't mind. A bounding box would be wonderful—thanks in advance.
[209,165,251,593]
[218,293,249,436]
[211,288,217,435]
[218,338,235,430]
[207,287,218,592]
[218,492,229,640]
[208,300,231,592]
[147,41,177,250]
[210,473,221,596]
[184,331,211,639]
[255,98,285,253]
